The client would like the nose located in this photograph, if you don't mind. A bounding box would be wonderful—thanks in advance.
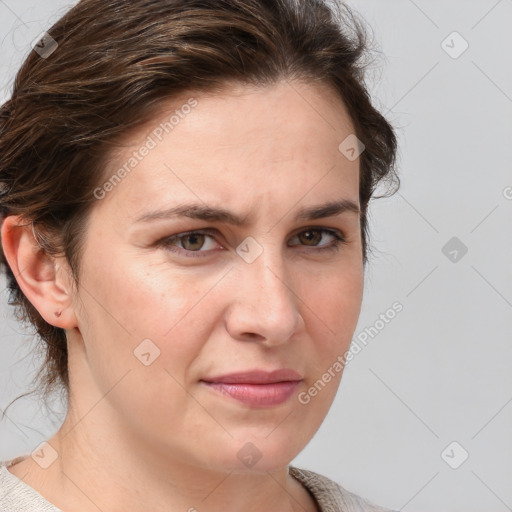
[224,242,304,346]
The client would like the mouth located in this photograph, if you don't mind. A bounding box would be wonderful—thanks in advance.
[200,369,303,407]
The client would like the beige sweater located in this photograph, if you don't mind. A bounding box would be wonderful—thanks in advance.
[0,456,397,511]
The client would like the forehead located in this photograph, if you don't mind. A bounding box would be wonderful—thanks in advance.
[110,79,355,158]
[97,80,359,218]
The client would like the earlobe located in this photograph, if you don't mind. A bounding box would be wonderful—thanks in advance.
[1,215,77,329]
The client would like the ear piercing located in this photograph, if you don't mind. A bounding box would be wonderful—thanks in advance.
[54,311,62,317]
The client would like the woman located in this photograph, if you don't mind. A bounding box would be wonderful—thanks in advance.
[0,0,399,510]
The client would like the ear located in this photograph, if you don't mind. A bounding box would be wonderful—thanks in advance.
[1,215,78,329]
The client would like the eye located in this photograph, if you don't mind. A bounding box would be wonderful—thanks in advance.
[288,228,346,253]
[158,229,221,258]
[157,227,346,258]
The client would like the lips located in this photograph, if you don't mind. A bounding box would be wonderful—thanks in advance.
[200,369,303,407]
[202,369,303,384]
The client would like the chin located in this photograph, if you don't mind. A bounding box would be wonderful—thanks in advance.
[199,428,311,474]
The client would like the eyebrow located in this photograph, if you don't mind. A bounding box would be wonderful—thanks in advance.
[134,198,360,225]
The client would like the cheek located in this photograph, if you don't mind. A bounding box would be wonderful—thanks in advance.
[296,263,363,405]
[74,250,210,436]
[300,263,363,342]
[84,251,222,373]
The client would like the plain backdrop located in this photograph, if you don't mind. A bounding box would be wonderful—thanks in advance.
[0,1,511,511]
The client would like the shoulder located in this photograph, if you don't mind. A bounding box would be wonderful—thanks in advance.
[289,465,399,512]
[0,456,62,512]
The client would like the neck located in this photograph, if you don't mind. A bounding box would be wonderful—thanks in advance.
[13,407,317,512]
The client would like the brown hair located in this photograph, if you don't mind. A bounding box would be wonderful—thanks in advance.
[0,0,399,412]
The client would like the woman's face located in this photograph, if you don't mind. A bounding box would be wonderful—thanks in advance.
[68,80,364,473]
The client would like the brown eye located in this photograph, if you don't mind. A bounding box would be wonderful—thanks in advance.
[297,229,323,246]
[158,229,221,258]
[289,228,346,253]
[180,233,206,251]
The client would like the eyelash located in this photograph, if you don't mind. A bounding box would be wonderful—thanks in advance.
[157,228,347,259]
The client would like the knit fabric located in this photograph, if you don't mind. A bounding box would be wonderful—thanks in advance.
[0,456,397,511]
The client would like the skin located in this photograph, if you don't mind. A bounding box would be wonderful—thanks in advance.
[1,79,364,512]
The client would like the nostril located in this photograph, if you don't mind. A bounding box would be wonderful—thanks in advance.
[241,332,264,341]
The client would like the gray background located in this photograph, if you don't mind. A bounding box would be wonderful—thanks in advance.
[1,1,511,511]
